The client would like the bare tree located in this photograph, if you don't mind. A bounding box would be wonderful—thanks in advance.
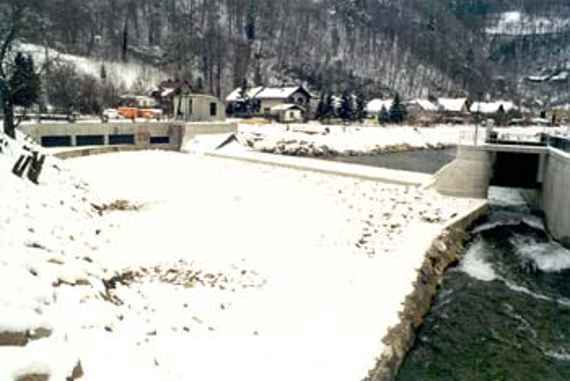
[0,0,43,138]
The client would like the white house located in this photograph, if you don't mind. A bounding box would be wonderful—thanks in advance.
[406,99,438,112]
[270,104,305,123]
[225,86,312,117]
[174,94,226,122]
[366,99,393,117]
[469,100,517,114]
[255,86,312,115]
[437,98,471,114]
[405,99,439,124]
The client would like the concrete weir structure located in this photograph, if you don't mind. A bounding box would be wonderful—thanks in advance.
[19,121,237,159]
[434,136,570,246]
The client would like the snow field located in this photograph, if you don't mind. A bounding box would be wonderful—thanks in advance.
[0,124,489,380]
[64,150,481,380]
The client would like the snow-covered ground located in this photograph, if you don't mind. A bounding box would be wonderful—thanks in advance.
[234,123,563,157]
[0,129,484,380]
[65,151,482,380]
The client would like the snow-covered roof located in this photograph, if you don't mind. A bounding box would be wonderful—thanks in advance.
[256,87,306,100]
[470,100,517,114]
[161,88,176,97]
[270,104,304,112]
[437,98,468,112]
[366,99,393,113]
[527,75,549,83]
[225,87,264,102]
[406,99,438,112]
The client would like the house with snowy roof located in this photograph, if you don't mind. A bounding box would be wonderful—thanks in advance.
[366,99,393,117]
[437,98,471,114]
[405,99,439,125]
[255,86,313,115]
[470,100,519,125]
[436,97,472,124]
[469,100,517,114]
[225,86,312,117]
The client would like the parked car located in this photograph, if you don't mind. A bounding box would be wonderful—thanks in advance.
[103,108,120,120]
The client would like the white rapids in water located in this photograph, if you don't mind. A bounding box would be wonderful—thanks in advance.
[512,234,570,273]
[459,238,499,282]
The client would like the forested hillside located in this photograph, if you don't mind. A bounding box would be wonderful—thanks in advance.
[12,0,570,104]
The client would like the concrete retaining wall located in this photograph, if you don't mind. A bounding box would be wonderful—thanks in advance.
[434,145,494,198]
[542,149,570,246]
[20,121,237,155]
[20,122,184,151]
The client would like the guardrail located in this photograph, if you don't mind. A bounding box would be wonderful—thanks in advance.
[459,128,548,147]
[547,135,570,153]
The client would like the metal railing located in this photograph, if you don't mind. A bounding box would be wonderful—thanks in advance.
[459,128,548,147]
[547,135,570,153]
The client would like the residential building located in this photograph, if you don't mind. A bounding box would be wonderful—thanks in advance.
[225,86,312,117]
[173,94,226,122]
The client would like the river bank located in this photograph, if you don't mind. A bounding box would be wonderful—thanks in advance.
[367,202,488,381]
[397,188,570,381]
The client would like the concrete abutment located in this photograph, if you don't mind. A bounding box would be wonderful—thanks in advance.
[435,144,570,248]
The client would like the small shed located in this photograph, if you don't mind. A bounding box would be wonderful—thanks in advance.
[271,104,304,123]
[173,94,226,122]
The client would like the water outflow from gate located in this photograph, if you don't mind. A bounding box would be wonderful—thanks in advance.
[397,187,570,381]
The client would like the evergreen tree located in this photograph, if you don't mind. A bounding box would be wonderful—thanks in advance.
[245,0,257,42]
[389,93,407,123]
[355,94,366,122]
[378,106,390,125]
[325,94,336,119]
[10,53,41,109]
[100,63,107,81]
[339,93,354,122]
[316,94,327,120]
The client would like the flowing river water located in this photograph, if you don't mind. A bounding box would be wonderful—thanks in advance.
[396,187,570,381]
[327,148,570,380]
[325,147,457,174]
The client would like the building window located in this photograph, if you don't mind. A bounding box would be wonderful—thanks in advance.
[210,103,217,117]
[109,134,135,145]
[76,135,105,146]
[150,136,170,145]
[41,136,72,147]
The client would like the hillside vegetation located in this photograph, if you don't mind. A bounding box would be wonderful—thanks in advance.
[12,0,570,104]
